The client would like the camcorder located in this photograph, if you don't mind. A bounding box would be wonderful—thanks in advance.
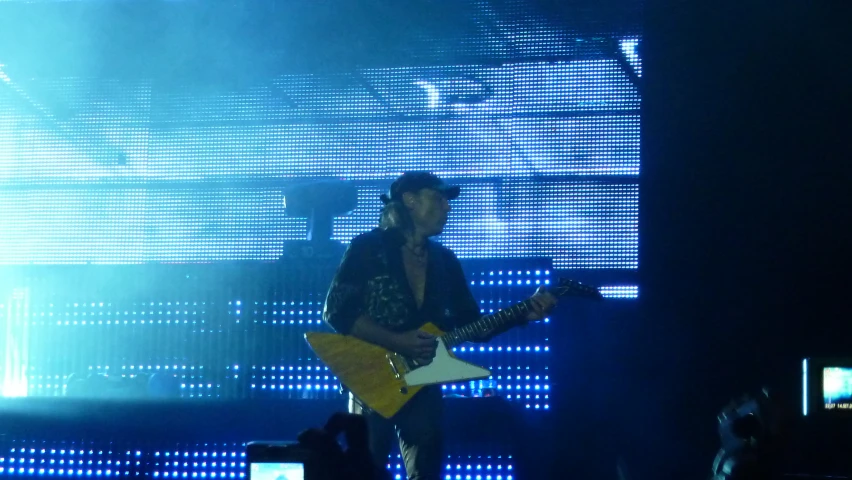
[246,442,315,480]
[246,413,381,480]
[803,357,852,417]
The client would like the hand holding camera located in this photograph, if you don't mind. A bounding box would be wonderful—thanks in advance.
[248,413,387,480]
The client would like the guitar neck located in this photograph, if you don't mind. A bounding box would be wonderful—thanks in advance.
[442,299,534,348]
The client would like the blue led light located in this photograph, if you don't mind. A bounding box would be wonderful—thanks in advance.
[594,285,639,299]
[0,443,515,480]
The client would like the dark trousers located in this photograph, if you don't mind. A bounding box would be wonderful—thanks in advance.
[349,386,444,480]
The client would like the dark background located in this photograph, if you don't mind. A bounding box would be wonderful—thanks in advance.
[630,0,852,478]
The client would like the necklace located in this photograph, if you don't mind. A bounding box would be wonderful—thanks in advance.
[404,243,428,262]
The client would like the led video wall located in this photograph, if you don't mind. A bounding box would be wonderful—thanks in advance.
[0,5,641,435]
[0,2,642,479]
[0,59,639,269]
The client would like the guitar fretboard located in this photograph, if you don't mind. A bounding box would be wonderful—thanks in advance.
[442,299,534,348]
[440,279,599,348]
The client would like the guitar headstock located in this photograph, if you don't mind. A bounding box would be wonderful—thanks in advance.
[550,278,604,300]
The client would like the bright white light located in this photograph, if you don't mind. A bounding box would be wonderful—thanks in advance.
[3,288,30,397]
[620,38,642,77]
[415,80,441,108]
[599,285,639,299]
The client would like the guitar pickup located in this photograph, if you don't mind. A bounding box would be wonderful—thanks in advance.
[386,353,403,379]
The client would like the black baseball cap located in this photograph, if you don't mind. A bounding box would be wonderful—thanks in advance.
[380,172,460,205]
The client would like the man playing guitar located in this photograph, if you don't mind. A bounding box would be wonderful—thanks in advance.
[322,171,557,480]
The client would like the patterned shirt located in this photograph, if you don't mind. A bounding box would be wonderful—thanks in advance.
[322,227,481,335]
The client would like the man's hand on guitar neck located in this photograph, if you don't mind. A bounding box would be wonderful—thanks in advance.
[468,287,557,342]
[524,286,558,322]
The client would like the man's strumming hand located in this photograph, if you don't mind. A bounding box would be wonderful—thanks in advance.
[391,330,438,365]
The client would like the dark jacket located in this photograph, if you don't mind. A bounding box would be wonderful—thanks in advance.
[322,228,481,335]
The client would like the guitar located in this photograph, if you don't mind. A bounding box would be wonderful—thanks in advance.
[304,278,603,418]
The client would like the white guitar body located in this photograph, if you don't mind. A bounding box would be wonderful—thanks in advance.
[403,338,491,386]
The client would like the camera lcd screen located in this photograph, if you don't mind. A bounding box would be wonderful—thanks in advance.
[823,366,852,410]
[249,462,305,480]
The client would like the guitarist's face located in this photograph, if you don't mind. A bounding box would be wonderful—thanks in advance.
[404,188,452,237]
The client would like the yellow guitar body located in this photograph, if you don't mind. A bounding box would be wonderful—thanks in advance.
[305,277,602,418]
[304,322,491,419]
